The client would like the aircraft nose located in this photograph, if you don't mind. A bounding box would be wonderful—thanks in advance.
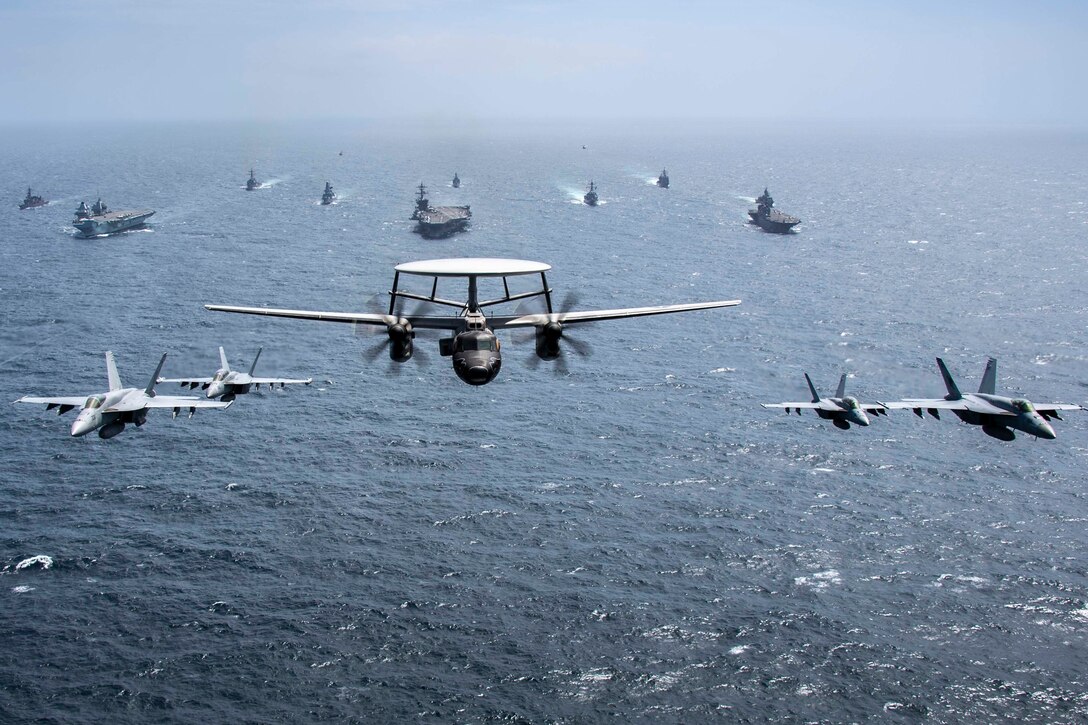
[1037,418,1057,440]
[70,415,95,437]
[847,410,870,427]
[207,384,222,399]
[465,365,491,385]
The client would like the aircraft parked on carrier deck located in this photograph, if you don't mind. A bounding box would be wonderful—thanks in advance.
[206,258,741,387]
[159,347,313,402]
[14,352,231,439]
[879,357,1083,440]
[762,373,888,429]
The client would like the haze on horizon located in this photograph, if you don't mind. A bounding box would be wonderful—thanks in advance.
[2,0,1086,128]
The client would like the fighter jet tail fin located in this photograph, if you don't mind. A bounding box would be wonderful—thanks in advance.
[248,347,263,376]
[804,373,821,403]
[145,353,168,396]
[219,346,231,372]
[978,357,997,395]
[936,357,962,399]
[835,374,847,399]
[105,351,122,391]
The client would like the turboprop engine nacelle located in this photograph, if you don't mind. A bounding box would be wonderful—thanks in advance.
[535,321,563,360]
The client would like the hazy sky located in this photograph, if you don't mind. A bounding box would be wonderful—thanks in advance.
[3,0,1086,126]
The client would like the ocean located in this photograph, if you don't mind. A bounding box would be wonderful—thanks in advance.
[1,120,1087,723]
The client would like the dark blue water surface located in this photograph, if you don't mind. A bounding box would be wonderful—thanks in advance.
[1,121,1087,723]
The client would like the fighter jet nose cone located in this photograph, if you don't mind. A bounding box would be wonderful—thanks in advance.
[1041,424,1057,440]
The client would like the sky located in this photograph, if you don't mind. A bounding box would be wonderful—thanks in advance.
[2,0,1086,126]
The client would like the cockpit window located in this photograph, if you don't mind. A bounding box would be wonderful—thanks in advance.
[1013,399,1035,413]
[456,337,495,352]
[844,397,860,410]
[213,371,227,382]
[84,396,104,409]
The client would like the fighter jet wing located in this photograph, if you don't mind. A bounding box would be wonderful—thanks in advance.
[158,377,214,386]
[880,398,1011,416]
[107,395,231,412]
[142,396,232,409]
[248,377,314,386]
[492,300,742,328]
[203,305,464,330]
[760,401,841,411]
[15,395,89,407]
[1032,403,1084,412]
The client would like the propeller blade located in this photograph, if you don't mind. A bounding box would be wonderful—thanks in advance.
[564,335,593,358]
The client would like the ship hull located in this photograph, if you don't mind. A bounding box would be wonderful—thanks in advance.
[74,210,155,238]
[415,219,470,239]
[748,210,800,234]
[19,200,47,210]
[755,217,800,234]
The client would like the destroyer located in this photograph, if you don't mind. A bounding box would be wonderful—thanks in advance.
[321,181,336,205]
[656,169,669,189]
[73,198,155,238]
[411,183,471,239]
[748,188,800,233]
[584,181,599,206]
[452,173,461,188]
[246,169,261,191]
[19,187,47,209]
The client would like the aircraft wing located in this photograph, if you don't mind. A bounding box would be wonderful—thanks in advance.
[761,401,839,411]
[204,305,464,330]
[492,300,742,328]
[1033,403,1084,412]
[158,377,213,386]
[248,377,314,386]
[142,396,232,410]
[15,396,88,407]
[880,398,1011,416]
[107,395,231,412]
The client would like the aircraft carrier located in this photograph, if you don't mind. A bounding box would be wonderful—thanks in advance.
[411,183,470,238]
[748,188,800,233]
[73,199,155,238]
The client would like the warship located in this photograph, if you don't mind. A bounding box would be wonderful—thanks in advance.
[321,181,336,205]
[411,183,471,239]
[452,173,460,188]
[246,169,261,191]
[584,181,599,206]
[19,187,47,209]
[656,169,669,188]
[72,198,155,238]
[748,188,800,233]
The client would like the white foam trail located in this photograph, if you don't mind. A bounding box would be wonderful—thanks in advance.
[12,585,34,593]
[15,555,53,570]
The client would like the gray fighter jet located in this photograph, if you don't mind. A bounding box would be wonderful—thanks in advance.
[879,357,1083,440]
[14,352,231,438]
[762,373,888,429]
[158,347,312,402]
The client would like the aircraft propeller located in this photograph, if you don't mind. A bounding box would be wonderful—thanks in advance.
[522,291,593,373]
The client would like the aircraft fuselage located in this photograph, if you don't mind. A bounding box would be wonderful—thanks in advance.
[448,329,502,386]
[948,393,1055,440]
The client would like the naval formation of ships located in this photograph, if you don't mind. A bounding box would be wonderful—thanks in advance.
[18,160,802,240]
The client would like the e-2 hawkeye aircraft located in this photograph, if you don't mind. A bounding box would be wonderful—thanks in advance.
[879,357,1083,440]
[14,352,231,438]
[158,346,313,402]
[761,373,888,429]
[206,258,741,386]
